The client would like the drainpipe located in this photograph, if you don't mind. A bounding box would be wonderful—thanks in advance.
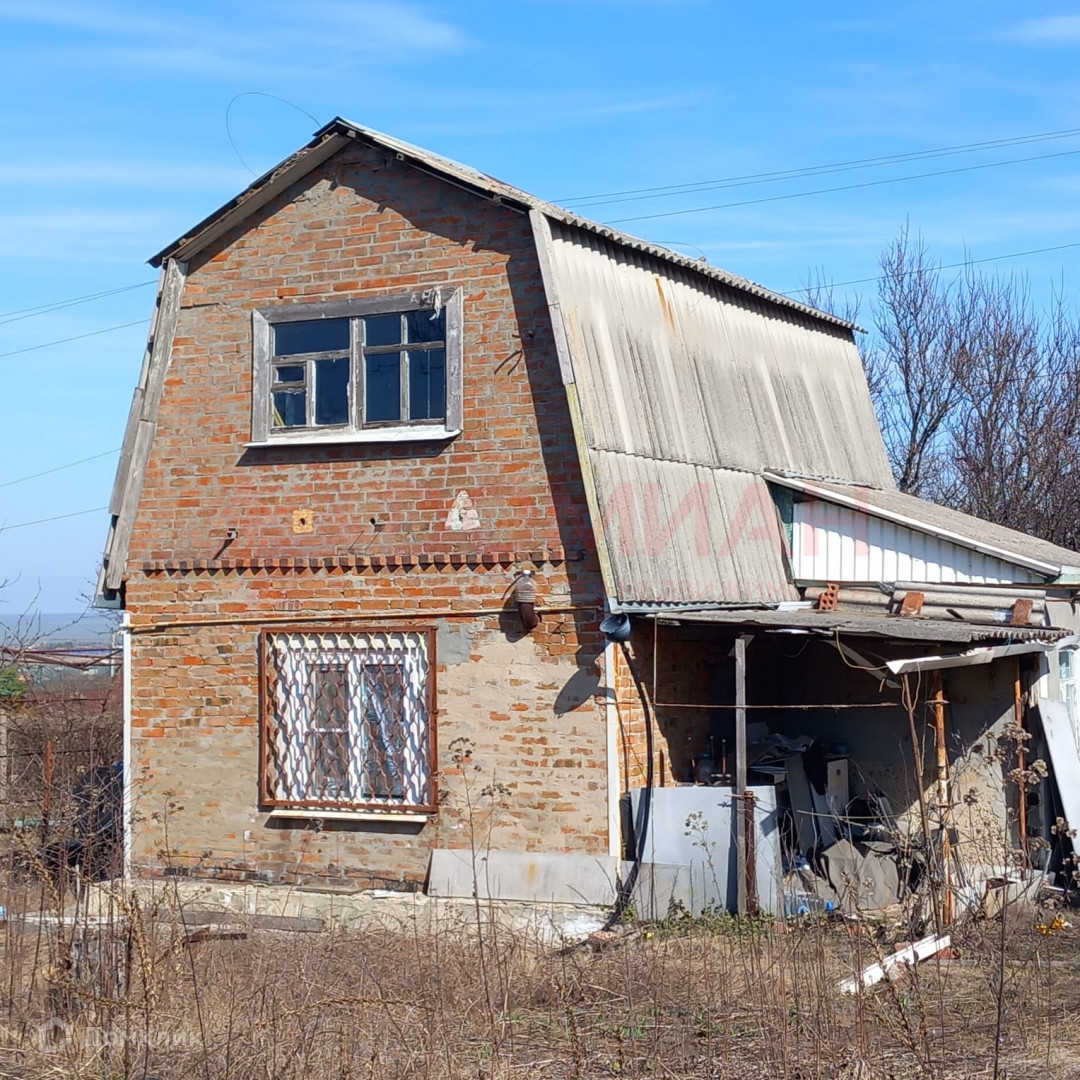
[604,638,621,859]
[122,610,132,879]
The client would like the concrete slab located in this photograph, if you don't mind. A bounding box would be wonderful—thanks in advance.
[427,849,620,905]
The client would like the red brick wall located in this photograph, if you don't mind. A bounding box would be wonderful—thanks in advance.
[122,141,610,886]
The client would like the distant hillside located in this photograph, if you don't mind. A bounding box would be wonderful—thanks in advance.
[0,613,117,648]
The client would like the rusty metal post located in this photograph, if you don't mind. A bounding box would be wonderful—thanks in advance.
[1014,658,1028,875]
[932,671,953,927]
[734,635,749,915]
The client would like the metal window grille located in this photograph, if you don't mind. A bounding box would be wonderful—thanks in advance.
[260,629,435,811]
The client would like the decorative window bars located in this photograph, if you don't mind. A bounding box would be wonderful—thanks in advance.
[260,628,436,812]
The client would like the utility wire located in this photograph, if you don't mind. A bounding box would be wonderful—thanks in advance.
[0,281,156,327]
[0,449,120,491]
[606,146,1080,224]
[785,239,1080,296]
[561,125,1080,207]
[0,320,146,360]
[0,507,107,532]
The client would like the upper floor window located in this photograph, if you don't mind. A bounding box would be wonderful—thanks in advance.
[251,289,462,445]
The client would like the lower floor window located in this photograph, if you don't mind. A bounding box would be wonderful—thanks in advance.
[260,629,435,810]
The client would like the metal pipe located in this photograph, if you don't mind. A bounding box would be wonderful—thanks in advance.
[735,635,749,916]
[130,604,594,635]
[932,671,953,927]
[1015,658,1028,875]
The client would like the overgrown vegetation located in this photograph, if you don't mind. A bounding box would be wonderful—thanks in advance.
[0,890,1077,1079]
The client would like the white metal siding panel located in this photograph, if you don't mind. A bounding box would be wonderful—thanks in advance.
[791,502,1042,584]
[776,477,1079,574]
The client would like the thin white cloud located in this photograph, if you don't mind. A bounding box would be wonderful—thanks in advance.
[0,0,468,84]
[1007,16,1080,43]
[296,1,467,51]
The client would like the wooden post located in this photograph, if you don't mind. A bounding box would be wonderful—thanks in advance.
[735,635,749,916]
[932,671,953,927]
[1014,658,1028,875]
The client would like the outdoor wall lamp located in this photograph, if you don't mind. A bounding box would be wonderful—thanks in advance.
[515,571,540,631]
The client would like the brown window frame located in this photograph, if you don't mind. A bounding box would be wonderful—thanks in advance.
[258,626,438,814]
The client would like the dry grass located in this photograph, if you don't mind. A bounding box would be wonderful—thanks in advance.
[0,891,1077,1080]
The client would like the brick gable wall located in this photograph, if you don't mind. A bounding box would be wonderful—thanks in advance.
[122,143,610,886]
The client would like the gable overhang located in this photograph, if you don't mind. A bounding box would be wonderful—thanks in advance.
[764,472,1063,579]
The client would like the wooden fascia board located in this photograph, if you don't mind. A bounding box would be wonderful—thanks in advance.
[101,259,187,594]
[529,208,618,606]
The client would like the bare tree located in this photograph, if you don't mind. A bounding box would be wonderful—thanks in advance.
[807,227,1080,550]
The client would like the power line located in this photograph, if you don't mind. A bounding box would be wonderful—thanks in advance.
[784,240,1080,296]
[0,320,146,360]
[606,146,1080,225]
[0,449,120,491]
[0,507,107,532]
[0,281,156,327]
[560,125,1080,207]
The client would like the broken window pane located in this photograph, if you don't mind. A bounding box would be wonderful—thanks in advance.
[405,309,445,344]
[272,389,307,428]
[408,349,446,420]
[274,365,305,384]
[315,357,350,425]
[274,318,349,356]
[366,352,401,423]
[364,314,402,348]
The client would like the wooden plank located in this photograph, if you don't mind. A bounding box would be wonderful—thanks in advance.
[102,257,187,595]
[528,210,577,386]
[104,420,155,591]
[444,287,464,434]
[140,259,187,418]
[839,933,951,995]
[734,634,748,916]
[108,386,144,515]
[257,291,442,323]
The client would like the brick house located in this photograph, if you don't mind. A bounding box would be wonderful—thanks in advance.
[99,118,1080,909]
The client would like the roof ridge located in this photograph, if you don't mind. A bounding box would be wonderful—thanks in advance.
[151,116,855,333]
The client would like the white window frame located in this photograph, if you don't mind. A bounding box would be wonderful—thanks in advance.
[260,628,437,813]
[250,288,463,446]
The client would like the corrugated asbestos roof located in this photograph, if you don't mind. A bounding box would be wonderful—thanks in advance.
[767,474,1080,577]
[589,452,798,606]
[656,608,1072,644]
[536,216,892,607]
[546,222,892,483]
[149,117,852,332]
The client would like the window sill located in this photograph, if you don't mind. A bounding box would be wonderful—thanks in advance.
[247,426,461,449]
[267,808,432,824]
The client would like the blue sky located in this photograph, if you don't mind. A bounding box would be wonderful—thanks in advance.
[2,0,1080,613]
